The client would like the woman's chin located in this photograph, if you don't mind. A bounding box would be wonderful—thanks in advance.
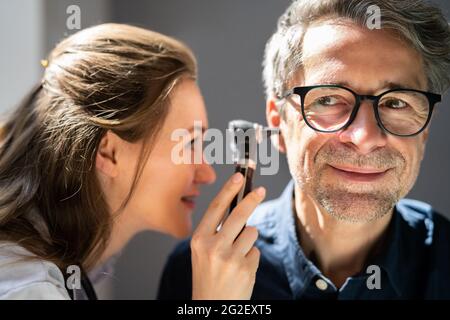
[164,219,192,239]
[169,227,191,239]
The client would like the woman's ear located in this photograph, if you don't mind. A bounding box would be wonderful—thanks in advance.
[96,130,120,178]
[266,98,286,153]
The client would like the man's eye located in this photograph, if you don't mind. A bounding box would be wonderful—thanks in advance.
[382,99,408,109]
[316,96,342,106]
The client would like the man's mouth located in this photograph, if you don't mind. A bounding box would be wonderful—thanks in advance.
[328,164,390,182]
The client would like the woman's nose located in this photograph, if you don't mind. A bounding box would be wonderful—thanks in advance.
[195,162,216,185]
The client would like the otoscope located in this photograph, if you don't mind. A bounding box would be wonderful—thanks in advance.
[225,119,278,219]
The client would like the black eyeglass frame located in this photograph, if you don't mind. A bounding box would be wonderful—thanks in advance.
[280,84,441,137]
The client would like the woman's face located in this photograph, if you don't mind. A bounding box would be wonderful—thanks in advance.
[97,78,216,238]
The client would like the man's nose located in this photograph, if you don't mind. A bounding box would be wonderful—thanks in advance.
[337,100,388,155]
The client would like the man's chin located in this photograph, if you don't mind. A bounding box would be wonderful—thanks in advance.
[316,190,397,223]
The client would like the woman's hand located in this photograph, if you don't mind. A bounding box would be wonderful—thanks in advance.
[191,172,266,300]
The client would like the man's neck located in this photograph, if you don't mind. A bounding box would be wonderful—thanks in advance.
[293,185,394,288]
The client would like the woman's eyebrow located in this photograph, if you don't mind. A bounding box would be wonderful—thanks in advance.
[187,125,207,133]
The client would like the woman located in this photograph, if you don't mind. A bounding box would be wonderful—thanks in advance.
[0,23,265,299]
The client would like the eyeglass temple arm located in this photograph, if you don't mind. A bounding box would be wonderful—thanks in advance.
[280,89,294,100]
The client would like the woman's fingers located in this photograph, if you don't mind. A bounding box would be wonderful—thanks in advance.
[245,246,261,269]
[219,186,266,243]
[195,173,244,235]
[191,177,265,300]
[232,226,259,256]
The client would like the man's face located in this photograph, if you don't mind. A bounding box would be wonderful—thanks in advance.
[273,19,430,223]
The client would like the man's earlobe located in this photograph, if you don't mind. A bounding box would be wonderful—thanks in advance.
[95,130,119,178]
[266,99,287,153]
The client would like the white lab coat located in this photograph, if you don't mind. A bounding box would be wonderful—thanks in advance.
[0,242,70,300]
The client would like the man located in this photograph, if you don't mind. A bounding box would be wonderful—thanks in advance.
[158,0,450,299]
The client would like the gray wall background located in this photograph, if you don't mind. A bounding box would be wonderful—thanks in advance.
[1,0,449,299]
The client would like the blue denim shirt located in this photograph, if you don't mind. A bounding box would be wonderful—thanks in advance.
[158,181,450,299]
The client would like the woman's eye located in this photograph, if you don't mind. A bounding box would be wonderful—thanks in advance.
[187,137,197,148]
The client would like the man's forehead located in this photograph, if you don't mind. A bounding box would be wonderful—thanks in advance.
[298,20,427,91]
[301,19,414,56]
[294,60,426,93]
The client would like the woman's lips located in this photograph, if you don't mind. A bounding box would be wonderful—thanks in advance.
[329,164,390,182]
[181,195,198,209]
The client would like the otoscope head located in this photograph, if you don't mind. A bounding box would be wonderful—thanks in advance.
[228,119,258,132]
[227,119,265,163]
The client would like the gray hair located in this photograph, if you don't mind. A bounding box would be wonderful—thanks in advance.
[263,0,450,100]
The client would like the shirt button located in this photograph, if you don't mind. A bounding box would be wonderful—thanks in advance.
[315,278,328,291]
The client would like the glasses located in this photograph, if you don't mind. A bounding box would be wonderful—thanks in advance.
[280,85,441,137]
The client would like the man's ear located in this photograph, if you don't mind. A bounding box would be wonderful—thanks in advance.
[96,130,120,178]
[422,127,429,143]
[418,127,430,162]
[266,98,286,153]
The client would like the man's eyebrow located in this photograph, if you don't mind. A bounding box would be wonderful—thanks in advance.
[321,80,352,87]
[378,81,420,90]
[322,80,423,91]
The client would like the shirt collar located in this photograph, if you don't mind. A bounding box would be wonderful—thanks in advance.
[373,199,434,298]
[273,180,323,298]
